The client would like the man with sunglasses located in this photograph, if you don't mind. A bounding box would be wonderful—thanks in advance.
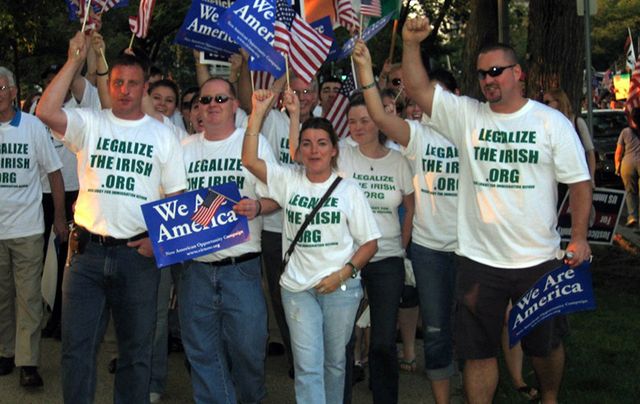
[401,17,592,404]
[179,77,278,404]
[36,32,187,404]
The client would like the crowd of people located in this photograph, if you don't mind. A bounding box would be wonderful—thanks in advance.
[0,14,596,404]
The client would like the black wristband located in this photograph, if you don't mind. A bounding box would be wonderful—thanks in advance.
[361,81,376,90]
[96,70,109,77]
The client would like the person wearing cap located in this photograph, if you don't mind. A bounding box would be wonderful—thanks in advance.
[0,66,67,388]
[400,17,592,403]
[36,32,187,403]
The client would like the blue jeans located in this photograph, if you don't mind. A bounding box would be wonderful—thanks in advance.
[150,264,182,395]
[361,257,404,404]
[61,242,160,404]
[409,243,457,380]
[282,278,363,404]
[179,258,267,404]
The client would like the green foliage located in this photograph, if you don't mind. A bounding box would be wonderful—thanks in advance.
[592,0,640,70]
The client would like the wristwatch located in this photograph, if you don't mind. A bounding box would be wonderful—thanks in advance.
[346,261,358,278]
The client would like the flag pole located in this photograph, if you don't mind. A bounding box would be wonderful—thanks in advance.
[359,14,364,38]
[208,188,239,204]
[99,48,109,70]
[250,71,255,94]
[80,0,92,33]
[389,20,399,63]
[128,32,135,50]
[285,57,290,90]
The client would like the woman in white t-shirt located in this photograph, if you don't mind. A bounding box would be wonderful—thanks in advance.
[242,90,380,404]
[338,94,414,403]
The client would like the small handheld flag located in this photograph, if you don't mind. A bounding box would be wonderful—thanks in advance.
[191,190,227,227]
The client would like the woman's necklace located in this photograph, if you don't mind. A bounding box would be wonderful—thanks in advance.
[359,145,387,171]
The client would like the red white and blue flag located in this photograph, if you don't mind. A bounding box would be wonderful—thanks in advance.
[275,0,333,84]
[129,0,156,39]
[625,56,640,119]
[360,0,382,17]
[191,190,227,227]
[324,73,356,138]
[334,0,360,33]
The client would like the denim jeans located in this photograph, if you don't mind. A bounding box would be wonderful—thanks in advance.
[261,231,293,366]
[179,258,267,404]
[282,278,363,404]
[409,243,457,380]
[150,264,182,395]
[362,257,405,404]
[61,242,160,404]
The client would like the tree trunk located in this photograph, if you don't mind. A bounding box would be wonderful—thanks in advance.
[526,0,585,113]
[460,0,500,98]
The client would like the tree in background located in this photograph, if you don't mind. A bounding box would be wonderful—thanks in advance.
[526,0,585,112]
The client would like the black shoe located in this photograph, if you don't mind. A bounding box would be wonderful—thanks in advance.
[20,366,43,388]
[108,358,117,374]
[267,342,285,356]
[0,357,15,376]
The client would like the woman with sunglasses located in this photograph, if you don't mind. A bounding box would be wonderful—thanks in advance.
[242,89,380,404]
[615,107,640,227]
[543,88,596,187]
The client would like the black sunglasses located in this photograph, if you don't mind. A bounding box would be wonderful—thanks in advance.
[198,95,233,105]
[391,78,402,86]
[477,64,516,80]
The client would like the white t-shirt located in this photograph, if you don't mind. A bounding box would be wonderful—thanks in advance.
[40,78,101,193]
[61,108,187,238]
[402,120,459,252]
[430,85,590,268]
[181,128,276,261]
[162,115,188,143]
[0,110,63,239]
[260,109,297,232]
[338,144,413,261]
[265,164,381,292]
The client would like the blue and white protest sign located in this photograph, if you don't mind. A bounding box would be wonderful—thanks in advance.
[508,261,596,347]
[338,13,393,61]
[310,16,339,63]
[174,0,240,61]
[221,0,285,78]
[141,182,249,267]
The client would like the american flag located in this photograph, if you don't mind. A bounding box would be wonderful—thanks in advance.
[129,0,156,39]
[65,0,127,20]
[275,0,333,84]
[191,190,227,227]
[625,56,640,120]
[360,0,382,17]
[252,71,275,90]
[324,73,356,138]
[334,0,360,33]
[94,0,128,13]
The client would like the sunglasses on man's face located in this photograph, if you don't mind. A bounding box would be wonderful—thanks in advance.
[391,78,402,86]
[198,95,232,105]
[477,64,516,80]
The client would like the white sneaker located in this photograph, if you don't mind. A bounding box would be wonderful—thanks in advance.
[149,392,162,403]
